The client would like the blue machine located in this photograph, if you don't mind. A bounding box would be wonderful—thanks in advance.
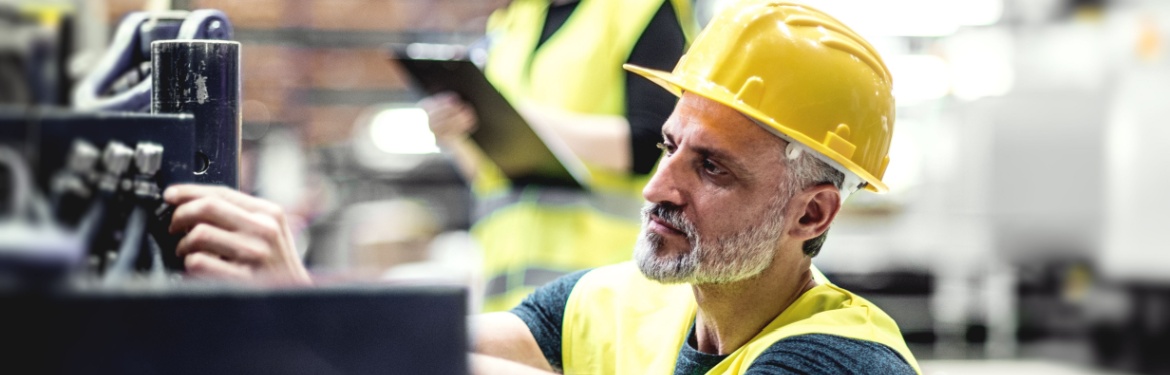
[72,9,233,112]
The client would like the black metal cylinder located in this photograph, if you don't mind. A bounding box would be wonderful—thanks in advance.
[150,40,240,189]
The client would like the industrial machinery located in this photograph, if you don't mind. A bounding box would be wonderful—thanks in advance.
[0,9,470,374]
[0,9,239,287]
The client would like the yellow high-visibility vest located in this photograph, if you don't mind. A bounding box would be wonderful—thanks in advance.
[474,0,697,312]
[561,262,923,374]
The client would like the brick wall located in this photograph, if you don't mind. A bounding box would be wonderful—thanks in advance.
[106,0,506,146]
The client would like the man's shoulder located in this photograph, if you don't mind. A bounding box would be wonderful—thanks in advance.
[513,262,662,319]
[745,334,916,375]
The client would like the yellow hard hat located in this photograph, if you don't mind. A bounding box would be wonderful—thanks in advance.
[625,0,895,193]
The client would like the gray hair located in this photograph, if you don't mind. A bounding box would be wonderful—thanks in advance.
[783,149,846,257]
[749,116,858,257]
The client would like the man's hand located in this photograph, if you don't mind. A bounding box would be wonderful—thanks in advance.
[513,101,632,173]
[165,184,311,286]
[418,92,477,145]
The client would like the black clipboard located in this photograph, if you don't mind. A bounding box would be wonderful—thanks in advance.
[389,44,590,189]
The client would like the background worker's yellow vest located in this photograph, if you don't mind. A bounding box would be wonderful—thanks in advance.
[473,0,697,312]
[561,263,924,374]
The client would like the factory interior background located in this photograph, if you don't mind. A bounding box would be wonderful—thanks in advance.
[4,0,1170,374]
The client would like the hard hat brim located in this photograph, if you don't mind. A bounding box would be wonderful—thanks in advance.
[623,63,888,193]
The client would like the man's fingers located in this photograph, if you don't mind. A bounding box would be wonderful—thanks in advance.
[184,252,253,281]
[432,106,477,137]
[418,92,461,114]
[453,107,477,132]
[175,223,270,262]
[429,104,472,124]
[162,184,229,205]
[424,91,459,105]
[157,184,311,285]
[164,184,284,217]
[168,195,253,234]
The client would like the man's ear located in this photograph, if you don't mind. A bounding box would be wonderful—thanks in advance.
[786,184,842,241]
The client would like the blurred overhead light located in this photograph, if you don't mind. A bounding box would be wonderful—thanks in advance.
[368,107,438,155]
[953,0,1005,27]
[794,0,1003,37]
[881,119,924,194]
[946,29,1014,101]
[887,54,950,105]
[404,43,465,60]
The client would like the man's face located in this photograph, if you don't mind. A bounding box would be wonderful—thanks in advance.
[635,93,796,284]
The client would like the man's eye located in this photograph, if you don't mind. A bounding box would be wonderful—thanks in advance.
[702,159,726,176]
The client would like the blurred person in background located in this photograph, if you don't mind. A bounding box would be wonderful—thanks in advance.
[419,0,698,312]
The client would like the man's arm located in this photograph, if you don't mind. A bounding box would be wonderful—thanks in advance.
[418,92,485,183]
[471,313,555,373]
[475,268,590,373]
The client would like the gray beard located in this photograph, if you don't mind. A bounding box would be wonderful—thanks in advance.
[633,195,788,285]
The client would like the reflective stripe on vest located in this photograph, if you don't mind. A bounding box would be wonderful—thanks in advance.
[561,262,924,375]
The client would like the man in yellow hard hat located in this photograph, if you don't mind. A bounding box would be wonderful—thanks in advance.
[467,1,919,372]
[164,1,921,373]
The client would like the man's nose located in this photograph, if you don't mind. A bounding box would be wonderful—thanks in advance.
[643,155,685,207]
